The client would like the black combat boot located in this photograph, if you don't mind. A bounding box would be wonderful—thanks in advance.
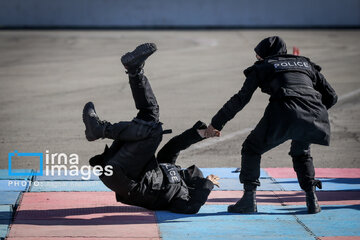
[228,185,257,213]
[82,102,109,141]
[306,181,322,214]
[121,43,157,75]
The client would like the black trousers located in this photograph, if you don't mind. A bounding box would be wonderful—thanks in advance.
[240,102,316,192]
[99,71,163,197]
[98,70,205,198]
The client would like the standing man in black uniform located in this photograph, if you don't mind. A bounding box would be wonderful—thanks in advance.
[82,43,219,214]
[205,36,337,214]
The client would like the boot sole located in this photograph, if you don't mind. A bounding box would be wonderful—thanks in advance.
[308,208,321,214]
[228,205,257,214]
[82,102,97,141]
[121,43,157,68]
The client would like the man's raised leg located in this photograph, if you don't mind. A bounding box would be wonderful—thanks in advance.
[85,43,163,181]
[83,43,160,142]
[122,42,159,122]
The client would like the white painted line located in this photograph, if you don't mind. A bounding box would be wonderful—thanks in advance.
[338,88,360,102]
[187,88,360,151]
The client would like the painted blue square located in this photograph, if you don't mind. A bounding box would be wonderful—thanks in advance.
[290,205,360,237]
[35,170,100,181]
[0,223,10,239]
[156,205,315,240]
[215,178,282,191]
[0,192,21,206]
[0,205,12,220]
[0,169,34,180]
[0,205,12,239]
[8,151,43,176]
[0,180,29,192]
[200,168,269,179]
[200,168,239,179]
[275,178,360,191]
[30,180,111,192]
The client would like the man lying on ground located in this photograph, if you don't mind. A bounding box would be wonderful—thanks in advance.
[83,43,219,214]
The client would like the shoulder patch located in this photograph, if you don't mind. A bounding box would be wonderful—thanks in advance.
[160,163,181,184]
[272,59,311,71]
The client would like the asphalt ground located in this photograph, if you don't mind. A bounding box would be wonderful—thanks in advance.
[0,29,359,170]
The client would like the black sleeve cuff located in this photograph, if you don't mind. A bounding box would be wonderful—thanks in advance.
[211,118,224,131]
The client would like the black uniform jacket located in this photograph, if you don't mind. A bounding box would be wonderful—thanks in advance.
[211,55,338,146]
[114,161,214,214]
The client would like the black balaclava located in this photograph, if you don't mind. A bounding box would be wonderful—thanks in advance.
[254,36,287,59]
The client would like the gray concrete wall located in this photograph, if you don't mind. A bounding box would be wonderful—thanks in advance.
[0,0,359,28]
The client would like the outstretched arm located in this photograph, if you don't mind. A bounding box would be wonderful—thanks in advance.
[210,70,259,133]
[157,122,206,164]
